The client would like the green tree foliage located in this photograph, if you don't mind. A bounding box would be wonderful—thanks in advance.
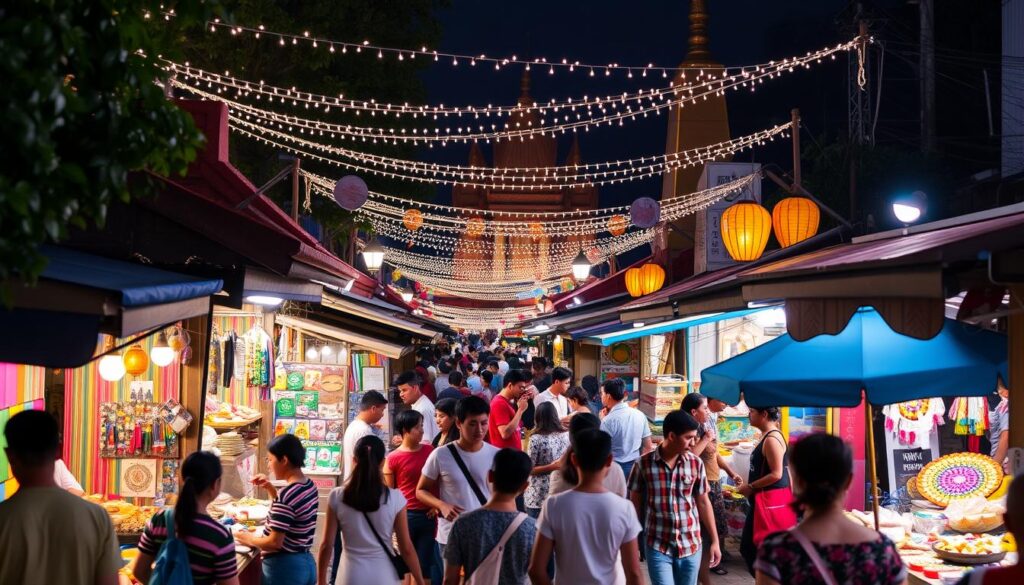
[0,1,219,291]
[180,0,447,254]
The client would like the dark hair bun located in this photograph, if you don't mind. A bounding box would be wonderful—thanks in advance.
[790,433,852,513]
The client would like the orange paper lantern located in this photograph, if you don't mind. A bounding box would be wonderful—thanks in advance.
[772,196,820,247]
[123,343,149,376]
[639,263,666,295]
[403,209,424,231]
[528,222,544,240]
[607,214,628,236]
[625,268,644,297]
[721,202,771,261]
[466,216,486,238]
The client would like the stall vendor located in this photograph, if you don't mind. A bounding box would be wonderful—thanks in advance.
[991,381,1010,472]
[54,457,84,496]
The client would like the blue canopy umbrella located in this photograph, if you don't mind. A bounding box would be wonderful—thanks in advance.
[700,307,1007,527]
[700,308,1007,408]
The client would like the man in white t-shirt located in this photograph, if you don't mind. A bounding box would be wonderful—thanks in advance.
[416,395,499,555]
[342,390,388,481]
[396,370,440,444]
[529,427,644,585]
[534,366,572,419]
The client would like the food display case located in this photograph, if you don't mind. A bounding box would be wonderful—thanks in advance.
[638,374,688,422]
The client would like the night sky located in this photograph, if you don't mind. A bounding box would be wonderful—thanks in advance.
[418,0,855,209]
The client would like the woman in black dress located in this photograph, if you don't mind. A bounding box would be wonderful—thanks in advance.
[737,406,793,574]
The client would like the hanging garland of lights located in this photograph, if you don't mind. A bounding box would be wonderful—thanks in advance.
[302,170,755,241]
[224,107,783,190]
[414,301,539,330]
[169,46,839,146]
[183,16,863,82]
[168,40,853,144]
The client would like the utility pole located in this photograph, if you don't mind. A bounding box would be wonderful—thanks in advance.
[920,0,936,154]
[290,157,301,222]
[848,12,871,227]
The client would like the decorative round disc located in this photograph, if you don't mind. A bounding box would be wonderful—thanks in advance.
[917,452,1003,507]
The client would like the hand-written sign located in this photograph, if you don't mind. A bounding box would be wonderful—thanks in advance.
[884,427,939,492]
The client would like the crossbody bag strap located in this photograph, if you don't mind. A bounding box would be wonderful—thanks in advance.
[789,528,838,585]
[164,508,176,542]
[495,513,528,550]
[362,511,398,559]
[447,444,487,505]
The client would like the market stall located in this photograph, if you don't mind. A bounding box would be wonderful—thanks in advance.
[701,307,1015,582]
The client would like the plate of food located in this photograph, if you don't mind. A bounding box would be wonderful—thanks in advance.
[932,534,1006,565]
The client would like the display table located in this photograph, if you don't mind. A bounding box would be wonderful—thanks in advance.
[236,548,261,585]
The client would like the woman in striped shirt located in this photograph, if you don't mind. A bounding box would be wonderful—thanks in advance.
[237,434,319,585]
[133,451,238,585]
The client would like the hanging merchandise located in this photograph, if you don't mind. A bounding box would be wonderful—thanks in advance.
[882,398,946,450]
[207,323,221,395]
[99,382,181,459]
[244,325,275,400]
[949,397,990,437]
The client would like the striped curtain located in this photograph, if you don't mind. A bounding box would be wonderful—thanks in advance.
[0,363,46,501]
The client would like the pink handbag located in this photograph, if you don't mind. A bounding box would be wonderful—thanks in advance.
[753,485,798,545]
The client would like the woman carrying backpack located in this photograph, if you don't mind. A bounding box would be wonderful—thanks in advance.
[133,451,239,585]
[317,435,424,585]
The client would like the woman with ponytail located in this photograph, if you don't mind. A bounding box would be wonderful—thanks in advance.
[133,451,238,585]
[753,432,906,585]
[317,435,424,585]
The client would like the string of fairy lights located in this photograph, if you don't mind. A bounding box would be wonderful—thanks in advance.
[154,13,868,329]
[301,169,756,239]
[173,14,865,83]
[167,39,855,143]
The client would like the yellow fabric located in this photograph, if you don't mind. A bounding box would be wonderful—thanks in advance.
[0,486,121,585]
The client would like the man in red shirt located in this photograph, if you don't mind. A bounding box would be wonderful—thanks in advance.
[488,369,534,450]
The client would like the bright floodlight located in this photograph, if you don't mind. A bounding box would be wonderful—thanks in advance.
[892,191,927,225]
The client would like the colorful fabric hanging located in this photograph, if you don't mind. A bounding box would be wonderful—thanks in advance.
[949,396,990,437]
[882,398,945,449]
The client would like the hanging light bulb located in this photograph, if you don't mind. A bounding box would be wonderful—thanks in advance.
[400,287,414,303]
[306,346,320,360]
[97,336,127,382]
[320,345,333,357]
[150,331,175,367]
[571,250,592,281]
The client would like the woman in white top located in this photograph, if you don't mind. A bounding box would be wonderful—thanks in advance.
[317,436,424,585]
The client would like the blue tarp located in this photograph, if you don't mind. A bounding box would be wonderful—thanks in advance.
[700,308,1008,408]
[40,246,223,306]
[596,308,762,346]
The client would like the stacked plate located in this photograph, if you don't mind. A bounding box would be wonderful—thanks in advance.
[216,432,247,456]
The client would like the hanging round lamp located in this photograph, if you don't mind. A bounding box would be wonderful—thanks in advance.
[150,331,175,367]
[97,337,126,382]
[772,196,820,248]
[466,216,486,238]
[639,263,666,295]
[625,267,644,298]
[402,209,424,231]
[721,202,772,261]
[607,214,628,236]
[123,343,149,376]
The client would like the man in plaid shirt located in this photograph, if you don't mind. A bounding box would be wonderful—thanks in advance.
[628,410,721,585]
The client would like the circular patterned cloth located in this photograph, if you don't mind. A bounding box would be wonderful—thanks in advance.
[917,452,1004,506]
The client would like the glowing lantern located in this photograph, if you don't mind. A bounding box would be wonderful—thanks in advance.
[123,343,149,376]
[528,222,544,240]
[639,263,666,295]
[607,214,628,236]
[466,216,486,238]
[772,197,820,248]
[625,268,644,298]
[403,209,424,231]
[721,202,771,261]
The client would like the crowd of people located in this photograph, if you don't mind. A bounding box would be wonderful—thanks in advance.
[2,345,1023,585]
